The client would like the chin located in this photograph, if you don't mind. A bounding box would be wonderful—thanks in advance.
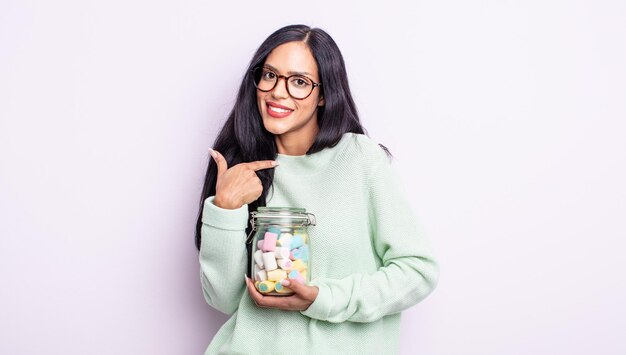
[261,119,289,136]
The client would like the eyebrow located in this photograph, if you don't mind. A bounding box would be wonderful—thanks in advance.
[263,64,313,77]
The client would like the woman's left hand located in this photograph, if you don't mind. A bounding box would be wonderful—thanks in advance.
[245,276,319,311]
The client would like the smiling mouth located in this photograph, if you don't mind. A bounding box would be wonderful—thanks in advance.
[266,102,294,118]
[269,106,292,113]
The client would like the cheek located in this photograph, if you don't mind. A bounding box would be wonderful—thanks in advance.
[256,93,265,112]
[299,98,318,113]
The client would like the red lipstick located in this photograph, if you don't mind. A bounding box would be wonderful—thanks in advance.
[266,101,294,118]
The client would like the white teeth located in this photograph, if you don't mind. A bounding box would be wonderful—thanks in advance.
[269,106,291,113]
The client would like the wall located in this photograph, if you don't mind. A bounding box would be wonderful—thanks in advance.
[1,0,624,354]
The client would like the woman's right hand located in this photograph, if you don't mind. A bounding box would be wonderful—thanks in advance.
[209,148,279,210]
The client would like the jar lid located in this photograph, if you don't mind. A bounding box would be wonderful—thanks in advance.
[251,207,316,227]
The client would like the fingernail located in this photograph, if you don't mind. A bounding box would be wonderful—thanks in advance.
[272,161,280,167]
[243,274,248,283]
[208,148,217,158]
[281,279,291,286]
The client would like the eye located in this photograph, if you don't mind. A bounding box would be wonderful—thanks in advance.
[262,70,276,80]
[290,76,311,88]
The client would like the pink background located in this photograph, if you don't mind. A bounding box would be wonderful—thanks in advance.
[1,0,625,354]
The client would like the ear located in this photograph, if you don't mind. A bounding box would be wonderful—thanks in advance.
[318,95,325,107]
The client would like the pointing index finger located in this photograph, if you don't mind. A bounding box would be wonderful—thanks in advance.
[245,160,279,171]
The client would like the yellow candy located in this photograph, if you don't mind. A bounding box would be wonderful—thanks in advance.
[275,281,293,294]
[290,259,307,272]
[257,280,275,293]
[267,269,287,281]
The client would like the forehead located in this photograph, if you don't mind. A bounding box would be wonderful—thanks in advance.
[264,41,318,77]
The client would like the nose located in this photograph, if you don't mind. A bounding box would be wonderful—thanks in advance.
[271,76,290,99]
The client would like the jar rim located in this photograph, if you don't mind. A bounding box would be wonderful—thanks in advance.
[257,206,306,213]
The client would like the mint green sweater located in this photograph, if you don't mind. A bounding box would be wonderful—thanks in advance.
[199,133,439,354]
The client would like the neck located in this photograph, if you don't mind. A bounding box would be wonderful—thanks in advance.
[275,121,319,156]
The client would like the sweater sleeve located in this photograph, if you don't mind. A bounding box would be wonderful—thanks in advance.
[300,153,440,323]
[198,196,249,315]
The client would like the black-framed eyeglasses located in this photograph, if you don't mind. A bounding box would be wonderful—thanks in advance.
[251,66,322,100]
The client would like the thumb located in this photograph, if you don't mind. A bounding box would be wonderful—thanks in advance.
[209,148,228,178]
[281,279,317,301]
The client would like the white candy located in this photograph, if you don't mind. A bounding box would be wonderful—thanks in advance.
[274,246,290,259]
[278,233,292,249]
[262,251,278,271]
[277,258,293,270]
[256,269,267,281]
[254,249,264,268]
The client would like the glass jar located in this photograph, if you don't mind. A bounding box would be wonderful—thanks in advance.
[247,207,316,296]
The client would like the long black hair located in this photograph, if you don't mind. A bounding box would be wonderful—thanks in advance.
[195,24,388,250]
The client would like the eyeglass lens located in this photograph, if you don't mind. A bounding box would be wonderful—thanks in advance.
[253,67,314,99]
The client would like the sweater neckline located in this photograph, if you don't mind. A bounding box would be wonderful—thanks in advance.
[274,133,353,176]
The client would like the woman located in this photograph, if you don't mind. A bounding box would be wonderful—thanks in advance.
[195,24,439,354]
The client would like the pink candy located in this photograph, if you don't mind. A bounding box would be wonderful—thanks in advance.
[261,232,278,251]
